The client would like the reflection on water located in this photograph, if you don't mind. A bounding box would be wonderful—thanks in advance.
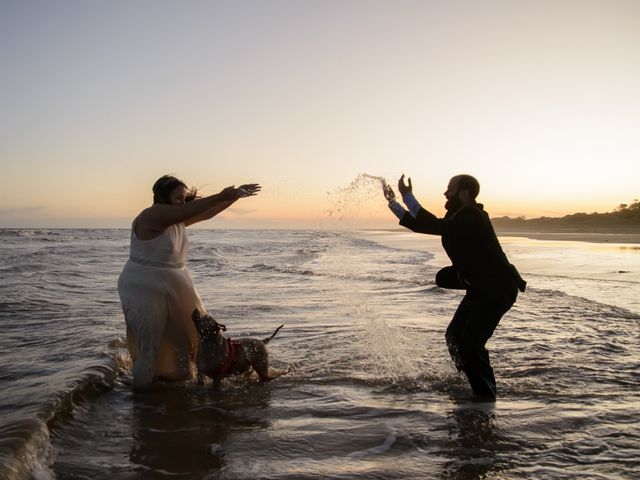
[441,403,501,480]
[51,379,274,479]
[618,245,640,251]
[131,386,271,476]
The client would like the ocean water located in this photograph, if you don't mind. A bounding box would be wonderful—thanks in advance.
[0,228,639,480]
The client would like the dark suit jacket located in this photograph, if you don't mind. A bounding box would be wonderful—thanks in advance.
[399,202,525,300]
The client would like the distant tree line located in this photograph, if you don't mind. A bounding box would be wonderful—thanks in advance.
[492,199,640,230]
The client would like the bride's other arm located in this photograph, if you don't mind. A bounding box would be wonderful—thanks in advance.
[184,200,235,227]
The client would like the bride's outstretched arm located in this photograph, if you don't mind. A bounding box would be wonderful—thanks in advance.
[139,184,260,232]
[184,200,235,226]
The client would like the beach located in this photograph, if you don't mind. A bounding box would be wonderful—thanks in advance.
[495,229,640,245]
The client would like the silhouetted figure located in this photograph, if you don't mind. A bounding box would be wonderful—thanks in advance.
[118,175,260,387]
[385,174,525,399]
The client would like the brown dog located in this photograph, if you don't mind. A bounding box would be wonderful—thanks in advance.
[191,309,284,387]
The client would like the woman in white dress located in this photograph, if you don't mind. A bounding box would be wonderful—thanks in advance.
[118,175,260,387]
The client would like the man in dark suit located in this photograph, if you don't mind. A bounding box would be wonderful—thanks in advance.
[385,174,525,400]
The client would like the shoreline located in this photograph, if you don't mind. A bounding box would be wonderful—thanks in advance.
[357,227,640,245]
[494,229,640,244]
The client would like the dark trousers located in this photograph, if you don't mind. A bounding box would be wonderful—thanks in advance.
[445,289,515,398]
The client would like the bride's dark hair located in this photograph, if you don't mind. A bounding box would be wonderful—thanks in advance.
[152,175,198,204]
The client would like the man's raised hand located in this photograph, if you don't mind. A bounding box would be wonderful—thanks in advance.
[398,175,412,196]
[382,180,396,202]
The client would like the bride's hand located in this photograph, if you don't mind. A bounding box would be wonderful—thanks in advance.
[237,184,261,197]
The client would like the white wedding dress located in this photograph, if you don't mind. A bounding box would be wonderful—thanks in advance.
[118,222,205,385]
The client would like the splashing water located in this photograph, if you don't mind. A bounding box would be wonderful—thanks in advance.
[360,173,389,189]
[326,173,394,220]
[354,303,424,384]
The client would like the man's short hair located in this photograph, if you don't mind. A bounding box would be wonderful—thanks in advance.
[453,174,480,199]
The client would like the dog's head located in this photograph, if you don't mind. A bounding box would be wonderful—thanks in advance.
[192,309,226,339]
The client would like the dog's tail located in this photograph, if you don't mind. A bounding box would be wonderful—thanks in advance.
[263,324,284,344]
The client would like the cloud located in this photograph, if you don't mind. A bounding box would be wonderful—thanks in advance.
[0,206,47,215]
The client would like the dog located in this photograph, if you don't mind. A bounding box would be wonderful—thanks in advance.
[191,309,284,387]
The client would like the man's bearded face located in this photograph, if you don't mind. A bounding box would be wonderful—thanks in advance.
[444,179,462,211]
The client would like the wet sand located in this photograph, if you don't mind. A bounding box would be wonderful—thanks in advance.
[494,229,640,244]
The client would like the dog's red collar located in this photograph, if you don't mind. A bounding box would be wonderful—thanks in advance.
[217,338,240,376]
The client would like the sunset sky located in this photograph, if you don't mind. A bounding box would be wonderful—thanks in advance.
[1,1,639,228]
